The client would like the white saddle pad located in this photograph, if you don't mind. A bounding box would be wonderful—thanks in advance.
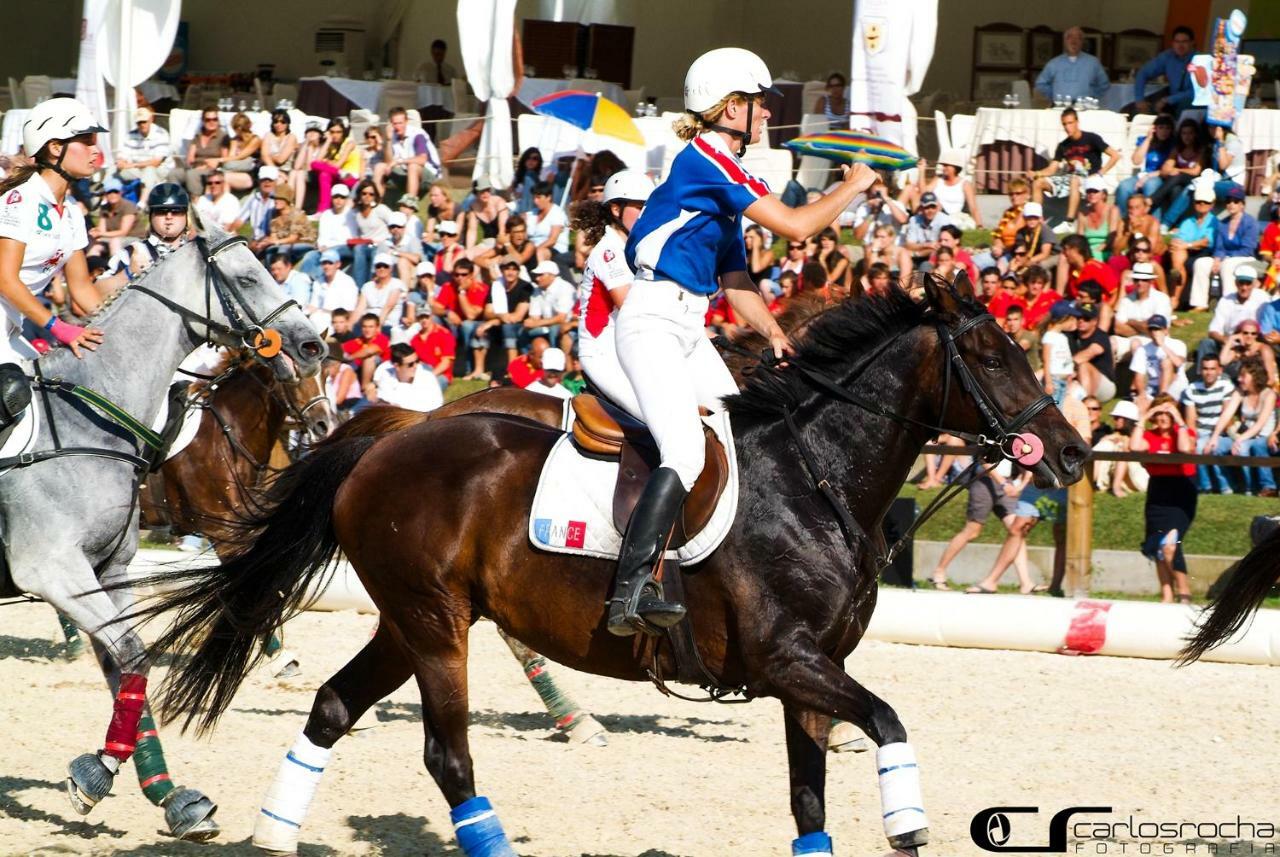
[149,395,205,463]
[0,403,39,475]
[528,410,738,566]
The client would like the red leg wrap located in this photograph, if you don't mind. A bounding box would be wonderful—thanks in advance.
[103,673,147,761]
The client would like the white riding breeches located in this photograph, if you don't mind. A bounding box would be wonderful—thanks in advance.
[0,313,38,365]
[615,280,737,492]
[579,325,642,418]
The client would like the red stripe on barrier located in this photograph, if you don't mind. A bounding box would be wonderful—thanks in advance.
[140,773,171,789]
[1062,600,1112,654]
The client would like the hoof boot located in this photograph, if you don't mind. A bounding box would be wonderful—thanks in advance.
[66,752,115,815]
[163,786,220,841]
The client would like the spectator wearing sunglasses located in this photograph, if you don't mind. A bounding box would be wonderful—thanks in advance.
[260,111,298,178]
[171,106,229,196]
[193,170,238,230]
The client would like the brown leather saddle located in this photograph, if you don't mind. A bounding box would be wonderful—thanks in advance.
[570,394,728,547]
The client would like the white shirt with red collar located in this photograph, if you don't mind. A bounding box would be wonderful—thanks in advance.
[578,225,632,358]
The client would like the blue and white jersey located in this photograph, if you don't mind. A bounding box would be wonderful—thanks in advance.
[626,133,769,297]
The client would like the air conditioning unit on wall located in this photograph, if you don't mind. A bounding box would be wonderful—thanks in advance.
[315,16,366,77]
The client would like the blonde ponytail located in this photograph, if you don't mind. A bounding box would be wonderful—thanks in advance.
[671,94,743,142]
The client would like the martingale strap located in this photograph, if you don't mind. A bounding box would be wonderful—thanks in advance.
[35,377,163,451]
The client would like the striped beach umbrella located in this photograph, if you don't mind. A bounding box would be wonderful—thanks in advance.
[529,90,644,146]
[784,130,918,170]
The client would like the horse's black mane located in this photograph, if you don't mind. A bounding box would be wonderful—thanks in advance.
[725,288,929,418]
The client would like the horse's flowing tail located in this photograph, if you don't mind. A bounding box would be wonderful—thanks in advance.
[1180,525,1280,664]
[133,435,377,733]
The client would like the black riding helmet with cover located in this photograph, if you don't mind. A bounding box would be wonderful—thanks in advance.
[146,182,190,214]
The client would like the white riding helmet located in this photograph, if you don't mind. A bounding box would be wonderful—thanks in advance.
[603,169,654,204]
[683,47,779,113]
[22,97,107,157]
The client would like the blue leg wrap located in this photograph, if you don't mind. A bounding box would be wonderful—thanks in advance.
[792,830,834,855]
[450,796,518,857]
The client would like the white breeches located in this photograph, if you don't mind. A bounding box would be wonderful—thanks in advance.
[615,281,737,491]
[579,325,642,418]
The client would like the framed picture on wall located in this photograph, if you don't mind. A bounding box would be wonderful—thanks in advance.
[1081,31,1105,63]
[1113,30,1162,72]
[975,27,1026,68]
[972,70,1025,103]
[1028,28,1058,69]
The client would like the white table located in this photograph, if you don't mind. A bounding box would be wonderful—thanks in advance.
[297,77,452,116]
[515,77,627,109]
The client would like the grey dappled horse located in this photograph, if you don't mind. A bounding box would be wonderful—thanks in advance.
[0,226,323,840]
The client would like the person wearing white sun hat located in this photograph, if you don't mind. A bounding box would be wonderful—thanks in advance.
[605,46,881,638]
[0,97,108,429]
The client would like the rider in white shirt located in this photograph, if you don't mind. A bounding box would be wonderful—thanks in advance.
[0,98,108,429]
[372,343,443,411]
[97,183,192,292]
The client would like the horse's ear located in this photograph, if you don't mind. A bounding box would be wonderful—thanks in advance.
[950,268,977,302]
[916,272,962,317]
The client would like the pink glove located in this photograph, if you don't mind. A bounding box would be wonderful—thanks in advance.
[49,318,85,346]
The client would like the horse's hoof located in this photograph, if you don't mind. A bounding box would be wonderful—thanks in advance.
[888,828,929,851]
[163,786,220,840]
[567,714,608,747]
[66,752,116,815]
[828,721,869,754]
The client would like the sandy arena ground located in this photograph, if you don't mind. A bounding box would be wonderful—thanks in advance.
[1,601,1278,856]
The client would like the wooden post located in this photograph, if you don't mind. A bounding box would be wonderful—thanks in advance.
[1064,476,1094,597]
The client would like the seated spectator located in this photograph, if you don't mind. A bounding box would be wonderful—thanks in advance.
[87,178,144,259]
[1220,319,1278,386]
[463,177,509,258]
[993,178,1030,249]
[988,271,1027,321]
[1148,119,1208,229]
[1021,265,1063,329]
[1117,238,1167,296]
[510,148,544,216]
[310,119,362,213]
[527,346,574,399]
[969,237,1003,274]
[360,127,385,180]
[932,246,958,283]
[525,260,576,352]
[258,184,316,264]
[289,122,325,212]
[323,341,365,415]
[813,72,850,128]
[1041,302,1082,404]
[372,343,443,412]
[453,259,490,377]
[1074,176,1120,261]
[861,262,894,298]
[299,183,356,281]
[352,179,394,287]
[1189,187,1259,309]
[903,192,953,269]
[1067,302,1116,401]
[815,227,850,286]
[1258,281,1280,349]
[508,336,550,388]
[975,267,1001,308]
[233,167,279,250]
[768,270,797,314]
[1004,305,1039,371]
[851,183,908,242]
[329,308,358,344]
[862,223,912,282]
[260,110,298,181]
[1114,263,1173,338]
[1132,27,1196,115]
[927,458,1020,590]
[934,225,977,283]
[1129,314,1188,409]
[354,252,406,333]
[222,112,262,192]
[472,259,533,370]
[1092,399,1147,497]
[1034,26,1110,104]
[422,262,462,328]
[308,249,359,319]
[193,170,238,230]
[1111,195,1164,270]
[1030,108,1119,224]
[903,149,982,230]
[385,211,425,287]
[170,107,228,197]
[342,312,392,397]
[743,225,777,293]
[1204,358,1277,497]
[1182,354,1235,494]
[1167,183,1217,309]
[1115,114,1174,213]
[408,312,456,392]
[1209,125,1247,201]
[778,237,810,277]
[1057,235,1119,331]
[268,253,313,308]
[1203,264,1269,362]
[526,182,571,269]
[379,107,441,201]
[396,194,426,243]
[115,106,171,199]
[1014,202,1055,269]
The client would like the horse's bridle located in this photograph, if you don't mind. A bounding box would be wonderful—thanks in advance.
[132,234,300,359]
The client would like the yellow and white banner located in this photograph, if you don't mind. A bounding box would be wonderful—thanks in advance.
[848,0,937,152]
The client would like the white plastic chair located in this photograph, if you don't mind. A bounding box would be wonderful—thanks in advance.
[20,75,51,107]
[621,87,646,114]
[933,109,952,154]
[8,77,23,110]
[271,83,298,108]
[740,148,793,195]
[1011,79,1032,106]
[795,112,836,190]
[949,114,976,169]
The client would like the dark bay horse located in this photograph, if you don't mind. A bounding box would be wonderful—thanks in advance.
[131,276,1087,855]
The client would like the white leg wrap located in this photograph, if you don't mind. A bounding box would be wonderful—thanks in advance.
[877,742,928,840]
[252,732,332,853]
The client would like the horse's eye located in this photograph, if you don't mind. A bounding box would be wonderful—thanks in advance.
[982,356,1002,371]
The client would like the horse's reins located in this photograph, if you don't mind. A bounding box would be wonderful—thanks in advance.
[714,309,1055,571]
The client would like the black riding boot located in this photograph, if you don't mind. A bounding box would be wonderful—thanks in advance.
[606,466,689,637]
[0,363,31,432]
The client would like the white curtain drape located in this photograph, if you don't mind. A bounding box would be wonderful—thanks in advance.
[457,0,517,189]
[848,0,937,153]
[98,0,182,152]
[76,0,113,160]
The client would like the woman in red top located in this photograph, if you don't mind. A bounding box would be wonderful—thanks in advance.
[1130,395,1197,603]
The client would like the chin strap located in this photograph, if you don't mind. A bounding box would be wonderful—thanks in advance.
[702,94,756,157]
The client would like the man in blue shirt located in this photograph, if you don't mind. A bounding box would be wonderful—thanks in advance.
[1132,27,1196,115]
[1035,27,1110,103]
